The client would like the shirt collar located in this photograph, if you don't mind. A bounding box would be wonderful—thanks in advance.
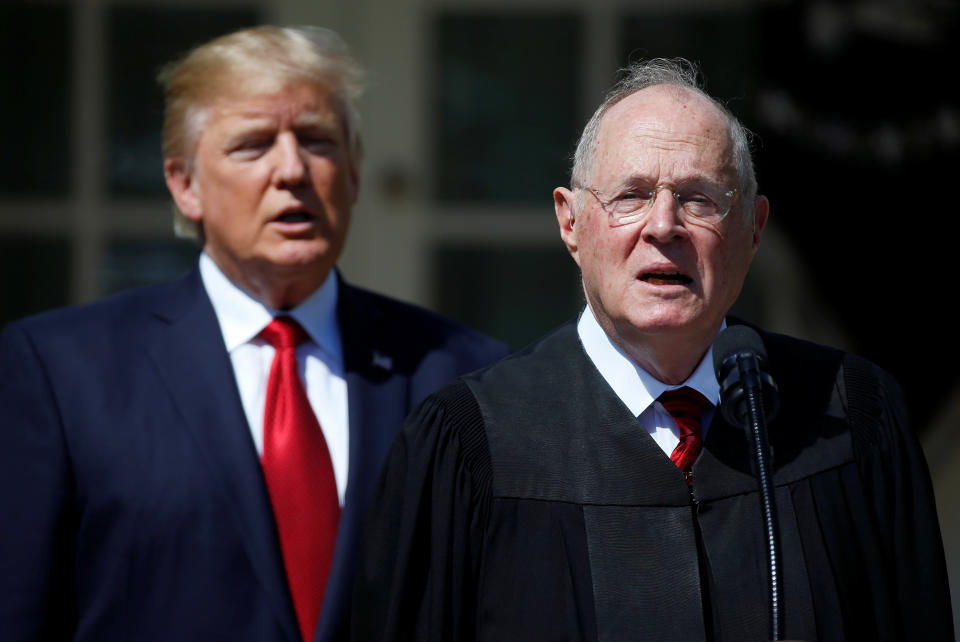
[199,252,342,362]
[577,304,721,417]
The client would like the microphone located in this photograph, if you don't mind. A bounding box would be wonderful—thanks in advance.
[712,325,784,641]
[712,325,779,428]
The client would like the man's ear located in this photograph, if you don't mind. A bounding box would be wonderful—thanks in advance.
[554,186,581,267]
[164,158,203,222]
[751,195,769,248]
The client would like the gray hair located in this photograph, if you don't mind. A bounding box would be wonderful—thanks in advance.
[158,25,366,239]
[570,58,757,218]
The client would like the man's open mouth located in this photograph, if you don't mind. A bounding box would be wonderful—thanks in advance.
[275,211,313,223]
[640,272,692,285]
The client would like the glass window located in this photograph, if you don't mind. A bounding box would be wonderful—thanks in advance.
[435,13,582,204]
[0,238,70,327]
[102,239,200,295]
[106,6,261,197]
[0,4,71,196]
[435,246,582,350]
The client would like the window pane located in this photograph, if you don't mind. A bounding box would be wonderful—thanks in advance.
[435,246,582,350]
[107,6,260,196]
[0,238,70,327]
[435,14,582,204]
[102,239,200,295]
[0,4,71,196]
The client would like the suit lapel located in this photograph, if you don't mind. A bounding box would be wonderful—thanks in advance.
[339,281,409,514]
[314,280,410,640]
[143,270,300,642]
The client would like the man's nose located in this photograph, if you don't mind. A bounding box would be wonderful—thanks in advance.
[640,189,685,242]
[274,133,308,186]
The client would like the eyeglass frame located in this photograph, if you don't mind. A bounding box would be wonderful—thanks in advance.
[576,182,738,227]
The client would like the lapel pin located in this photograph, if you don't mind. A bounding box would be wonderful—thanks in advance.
[372,350,393,371]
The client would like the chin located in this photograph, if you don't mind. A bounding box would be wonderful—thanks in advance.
[270,240,335,269]
[624,308,706,337]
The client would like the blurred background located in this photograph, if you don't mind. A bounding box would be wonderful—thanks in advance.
[1,0,957,632]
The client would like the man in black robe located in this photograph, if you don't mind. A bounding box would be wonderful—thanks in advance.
[352,59,954,641]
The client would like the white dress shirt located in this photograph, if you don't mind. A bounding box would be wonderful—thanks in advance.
[577,305,721,457]
[199,253,349,505]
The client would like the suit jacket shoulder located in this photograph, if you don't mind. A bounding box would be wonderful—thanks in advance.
[338,282,508,367]
[336,280,509,405]
[2,270,216,386]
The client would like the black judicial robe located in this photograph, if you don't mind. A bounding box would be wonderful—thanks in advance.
[354,321,954,641]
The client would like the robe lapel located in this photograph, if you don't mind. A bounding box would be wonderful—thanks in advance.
[143,271,300,642]
[693,338,846,642]
[473,324,706,640]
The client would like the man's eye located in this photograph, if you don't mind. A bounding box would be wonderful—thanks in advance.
[304,140,335,153]
[229,139,271,156]
[681,193,713,205]
[299,134,338,154]
[617,191,648,201]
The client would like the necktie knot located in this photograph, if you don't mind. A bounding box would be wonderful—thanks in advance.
[658,386,711,435]
[260,316,309,350]
[658,386,712,482]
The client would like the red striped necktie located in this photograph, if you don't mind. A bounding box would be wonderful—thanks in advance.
[260,316,339,642]
[658,386,711,485]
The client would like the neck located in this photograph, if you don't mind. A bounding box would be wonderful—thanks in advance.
[255,280,323,311]
[208,253,331,311]
[604,318,720,386]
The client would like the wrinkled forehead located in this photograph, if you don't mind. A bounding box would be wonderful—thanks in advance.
[595,85,736,180]
[214,82,341,121]
[185,77,348,149]
[223,68,314,99]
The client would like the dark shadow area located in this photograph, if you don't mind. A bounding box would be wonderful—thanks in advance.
[0,239,70,329]
[617,2,958,431]
[0,5,72,196]
[750,2,958,431]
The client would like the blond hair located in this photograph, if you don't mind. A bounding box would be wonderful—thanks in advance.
[158,25,365,238]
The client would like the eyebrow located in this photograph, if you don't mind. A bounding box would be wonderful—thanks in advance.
[220,112,343,146]
[223,105,340,127]
[612,173,730,190]
[291,111,340,129]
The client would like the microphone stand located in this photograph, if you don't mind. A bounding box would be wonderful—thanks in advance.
[735,352,783,641]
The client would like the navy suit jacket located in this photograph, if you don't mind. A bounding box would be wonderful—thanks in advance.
[0,267,508,641]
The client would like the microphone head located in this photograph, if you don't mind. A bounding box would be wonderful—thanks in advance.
[713,325,779,427]
[713,325,768,380]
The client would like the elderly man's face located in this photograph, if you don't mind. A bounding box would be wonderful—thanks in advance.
[556,86,767,359]
[166,80,357,307]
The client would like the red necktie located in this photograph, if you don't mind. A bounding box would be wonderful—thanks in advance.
[260,316,339,642]
[659,387,711,485]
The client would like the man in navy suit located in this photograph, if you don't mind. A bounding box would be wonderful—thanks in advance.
[0,25,506,642]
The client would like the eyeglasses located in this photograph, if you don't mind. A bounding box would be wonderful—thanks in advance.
[579,183,737,227]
